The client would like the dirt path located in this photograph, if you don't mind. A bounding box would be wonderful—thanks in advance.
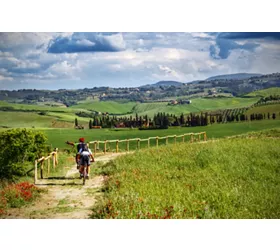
[3,153,129,219]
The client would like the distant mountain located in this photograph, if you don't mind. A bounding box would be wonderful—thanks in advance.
[142,80,184,88]
[206,73,262,81]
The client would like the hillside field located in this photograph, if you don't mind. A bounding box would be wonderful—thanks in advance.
[125,97,260,117]
[0,97,261,129]
[92,130,280,218]
[41,119,280,149]
[245,103,280,119]
[245,87,280,97]
[0,111,89,128]
[71,100,136,114]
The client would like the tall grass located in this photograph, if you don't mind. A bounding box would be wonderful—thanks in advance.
[92,135,280,219]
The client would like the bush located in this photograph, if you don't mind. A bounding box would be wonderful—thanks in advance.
[0,129,48,181]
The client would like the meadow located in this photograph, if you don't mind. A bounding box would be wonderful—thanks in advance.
[91,129,280,219]
[42,119,280,149]
[71,100,136,114]
[0,96,259,118]
[127,97,259,117]
[245,103,280,118]
[0,96,261,130]
[245,87,280,97]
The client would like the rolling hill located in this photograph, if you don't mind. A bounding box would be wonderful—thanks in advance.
[206,73,262,81]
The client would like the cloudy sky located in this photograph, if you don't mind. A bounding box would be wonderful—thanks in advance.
[0,32,280,90]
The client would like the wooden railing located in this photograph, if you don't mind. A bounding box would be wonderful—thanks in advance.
[34,148,58,184]
[89,132,207,156]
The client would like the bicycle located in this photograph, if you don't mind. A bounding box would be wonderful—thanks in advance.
[80,159,94,185]
[82,161,88,185]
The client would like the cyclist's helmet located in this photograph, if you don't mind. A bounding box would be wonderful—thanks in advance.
[79,137,85,143]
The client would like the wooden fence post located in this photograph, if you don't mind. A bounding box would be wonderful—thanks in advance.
[47,156,50,175]
[156,137,159,147]
[174,135,177,144]
[191,134,194,143]
[104,141,107,154]
[126,139,129,152]
[137,139,140,150]
[55,148,58,163]
[204,132,207,141]
[40,160,44,179]
[34,160,38,184]
[94,142,97,156]
[182,135,185,143]
[198,134,200,142]
[166,137,168,145]
[52,153,56,169]
[116,140,119,153]
[55,150,58,165]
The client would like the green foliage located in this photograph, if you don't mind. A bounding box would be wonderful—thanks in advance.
[0,129,48,180]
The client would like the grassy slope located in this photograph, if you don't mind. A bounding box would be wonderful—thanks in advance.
[245,87,280,97]
[41,119,280,149]
[0,111,58,128]
[0,101,83,113]
[0,111,89,128]
[71,101,136,114]
[245,103,280,119]
[131,97,259,117]
[0,97,259,121]
[92,130,280,218]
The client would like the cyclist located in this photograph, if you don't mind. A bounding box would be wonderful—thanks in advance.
[66,138,88,169]
[78,143,95,178]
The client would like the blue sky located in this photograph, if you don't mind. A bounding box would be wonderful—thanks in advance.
[0,32,280,90]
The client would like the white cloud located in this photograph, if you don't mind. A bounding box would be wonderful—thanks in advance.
[76,39,96,46]
[0,75,13,81]
[0,32,280,89]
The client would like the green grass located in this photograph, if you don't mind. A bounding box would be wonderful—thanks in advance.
[71,101,136,114]
[245,103,280,119]
[0,101,84,113]
[40,119,280,149]
[91,133,280,219]
[130,97,259,117]
[0,111,58,128]
[0,110,90,129]
[245,87,280,97]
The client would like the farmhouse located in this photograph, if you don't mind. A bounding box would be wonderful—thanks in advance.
[170,100,178,105]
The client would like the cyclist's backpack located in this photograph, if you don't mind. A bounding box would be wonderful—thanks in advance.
[77,142,89,152]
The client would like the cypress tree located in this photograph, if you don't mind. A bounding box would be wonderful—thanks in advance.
[89,119,92,129]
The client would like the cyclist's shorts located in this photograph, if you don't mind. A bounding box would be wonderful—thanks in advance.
[80,155,90,166]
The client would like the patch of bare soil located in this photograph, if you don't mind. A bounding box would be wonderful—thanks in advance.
[3,153,127,219]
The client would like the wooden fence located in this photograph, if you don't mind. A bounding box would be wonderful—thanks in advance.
[89,132,207,156]
[34,148,58,184]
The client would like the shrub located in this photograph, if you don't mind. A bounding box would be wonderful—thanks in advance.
[0,129,48,181]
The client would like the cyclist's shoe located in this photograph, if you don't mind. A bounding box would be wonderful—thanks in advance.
[80,174,84,178]
[77,165,80,169]
[86,175,89,179]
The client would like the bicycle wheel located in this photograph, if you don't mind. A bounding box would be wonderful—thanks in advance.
[83,162,87,185]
